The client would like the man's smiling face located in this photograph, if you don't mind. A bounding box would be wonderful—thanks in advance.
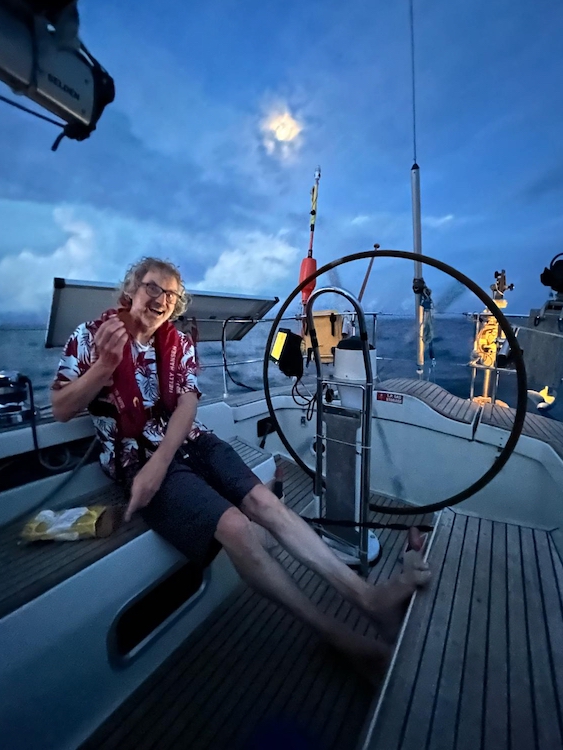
[128,269,180,339]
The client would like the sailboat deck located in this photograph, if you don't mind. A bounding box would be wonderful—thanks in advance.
[379,377,563,459]
[362,508,563,750]
[377,379,480,424]
[80,458,435,750]
[482,402,563,459]
[0,438,267,619]
[0,484,138,619]
[4,398,562,749]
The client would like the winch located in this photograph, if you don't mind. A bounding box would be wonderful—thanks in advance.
[0,371,33,427]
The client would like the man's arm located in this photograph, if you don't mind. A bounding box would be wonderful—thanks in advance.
[124,391,199,521]
[51,317,127,422]
[51,360,116,422]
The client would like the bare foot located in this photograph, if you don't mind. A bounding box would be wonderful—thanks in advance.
[364,528,432,643]
[400,527,431,588]
[406,526,426,553]
[366,581,412,644]
[327,630,391,686]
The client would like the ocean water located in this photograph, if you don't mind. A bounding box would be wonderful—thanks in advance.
[0,315,520,408]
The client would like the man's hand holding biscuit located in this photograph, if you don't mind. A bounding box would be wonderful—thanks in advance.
[93,315,129,373]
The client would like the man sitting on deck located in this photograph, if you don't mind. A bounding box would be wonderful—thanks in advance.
[50,256,430,678]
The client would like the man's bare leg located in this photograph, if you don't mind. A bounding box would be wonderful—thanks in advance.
[215,507,389,678]
[241,485,431,640]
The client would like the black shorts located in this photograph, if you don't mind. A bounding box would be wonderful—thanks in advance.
[140,432,261,566]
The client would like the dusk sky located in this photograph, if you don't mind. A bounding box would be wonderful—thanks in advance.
[0,0,562,323]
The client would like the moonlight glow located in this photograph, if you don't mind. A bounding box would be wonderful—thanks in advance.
[267,112,302,142]
[261,107,303,159]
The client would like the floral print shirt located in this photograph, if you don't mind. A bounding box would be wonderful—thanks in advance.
[52,321,207,480]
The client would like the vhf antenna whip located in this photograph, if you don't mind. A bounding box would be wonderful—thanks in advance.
[299,167,321,326]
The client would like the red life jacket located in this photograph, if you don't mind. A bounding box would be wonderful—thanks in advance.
[89,308,182,438]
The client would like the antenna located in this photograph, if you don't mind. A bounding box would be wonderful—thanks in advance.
[299,167,322,315]
[409,0,430,377]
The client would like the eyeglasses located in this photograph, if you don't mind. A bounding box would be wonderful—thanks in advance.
[140,281,181,305]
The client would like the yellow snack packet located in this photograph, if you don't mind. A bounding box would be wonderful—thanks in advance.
[21,505,120,542]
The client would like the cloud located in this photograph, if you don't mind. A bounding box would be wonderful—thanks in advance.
[193,231,299,294]
[346,212,412,246]
[348,211,458,238]
[0,207,96,315]
[422,214,455,229]
[1,0,560,322]
[0,199,67,256]
[0,202,214,316]
[0,105,268,234]
[350,215,371,226]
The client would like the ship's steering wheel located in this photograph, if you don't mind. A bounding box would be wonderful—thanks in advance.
[263,249,527,515]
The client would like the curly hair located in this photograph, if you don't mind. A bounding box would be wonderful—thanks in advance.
[117,257,191,320]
